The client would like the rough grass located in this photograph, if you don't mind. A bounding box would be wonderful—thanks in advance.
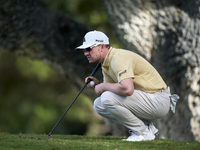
[0,133,199,150]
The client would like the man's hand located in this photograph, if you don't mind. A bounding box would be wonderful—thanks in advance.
[85,76,100,88]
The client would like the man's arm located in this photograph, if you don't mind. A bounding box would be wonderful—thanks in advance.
[94,78,134,96]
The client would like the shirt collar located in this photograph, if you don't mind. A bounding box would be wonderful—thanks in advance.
[102,47,113,67]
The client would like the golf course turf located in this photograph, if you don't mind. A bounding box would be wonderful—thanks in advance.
[0,133,199,150]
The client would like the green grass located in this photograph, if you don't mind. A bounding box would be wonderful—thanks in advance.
[0,133,199,150]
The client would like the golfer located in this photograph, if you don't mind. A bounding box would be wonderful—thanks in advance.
[76,30,178,141]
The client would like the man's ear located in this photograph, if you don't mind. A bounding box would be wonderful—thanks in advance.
[101,44,106,51]
[100,44,103,52]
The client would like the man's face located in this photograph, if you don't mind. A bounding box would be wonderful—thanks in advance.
[84,45,101,64]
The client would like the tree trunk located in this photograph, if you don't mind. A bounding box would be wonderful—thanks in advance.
[102,0,200,141]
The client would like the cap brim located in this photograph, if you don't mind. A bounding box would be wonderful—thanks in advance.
[75,43,93,50]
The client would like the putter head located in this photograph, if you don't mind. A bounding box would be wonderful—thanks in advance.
[47,133,51,140]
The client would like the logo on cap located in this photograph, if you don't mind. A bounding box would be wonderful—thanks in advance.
[96,39,103,42]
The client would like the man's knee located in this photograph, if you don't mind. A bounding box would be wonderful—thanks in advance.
[93,97,101,113]
[101,91,115,108]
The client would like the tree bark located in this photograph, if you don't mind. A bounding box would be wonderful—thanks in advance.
[0,0,102,83]
[102,0,200,141]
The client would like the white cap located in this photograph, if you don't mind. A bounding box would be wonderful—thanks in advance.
[76,30,109,50]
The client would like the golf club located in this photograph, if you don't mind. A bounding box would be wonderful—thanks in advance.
[46,63,101,140]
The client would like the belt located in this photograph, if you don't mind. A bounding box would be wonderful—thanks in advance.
[157,89,170,94]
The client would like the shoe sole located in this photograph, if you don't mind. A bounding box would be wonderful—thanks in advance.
[122,136,155,142]
[154,131,159,137]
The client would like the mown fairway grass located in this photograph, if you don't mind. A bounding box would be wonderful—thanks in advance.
[0,132,199,150]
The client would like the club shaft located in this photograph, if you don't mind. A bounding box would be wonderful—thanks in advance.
[89,63,101,77]
[47,63,101,139]
[47,82,88,138]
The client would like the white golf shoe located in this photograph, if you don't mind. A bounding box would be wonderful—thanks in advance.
[148,122,159,136]
[122,130,144,142]
[142,126,155,141]
[122,126,155,142]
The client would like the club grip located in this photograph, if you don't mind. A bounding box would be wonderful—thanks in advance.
[86,63,101,84]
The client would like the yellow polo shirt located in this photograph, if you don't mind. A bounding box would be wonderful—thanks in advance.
[102,47,167,93]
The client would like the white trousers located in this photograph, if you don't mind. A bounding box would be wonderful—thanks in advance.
[93,90,171,134]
